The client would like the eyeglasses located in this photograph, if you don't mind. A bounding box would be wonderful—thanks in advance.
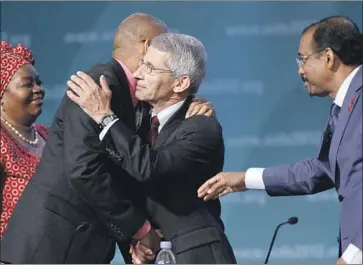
[138,60,173,75]
[296,48,327,68]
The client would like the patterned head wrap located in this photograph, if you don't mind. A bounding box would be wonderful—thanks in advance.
[0,41,35,98]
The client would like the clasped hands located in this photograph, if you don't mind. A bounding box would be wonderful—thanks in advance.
[130,228,164,264]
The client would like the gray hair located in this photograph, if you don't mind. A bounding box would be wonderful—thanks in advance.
[150,33,207,94]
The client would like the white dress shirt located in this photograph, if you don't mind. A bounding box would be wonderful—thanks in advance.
[152,99,186,133]
[245,65,362,264]
[99,99,186,141]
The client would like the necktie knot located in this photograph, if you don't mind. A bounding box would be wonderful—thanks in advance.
[151,116,160,129]
[330,103,341,117]
[149,115,160,146]
[329,103,341,133]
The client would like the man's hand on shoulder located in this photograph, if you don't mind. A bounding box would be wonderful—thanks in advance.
[186,97,215,118]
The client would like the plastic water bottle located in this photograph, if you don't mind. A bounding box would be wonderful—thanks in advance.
[155,241,176,264]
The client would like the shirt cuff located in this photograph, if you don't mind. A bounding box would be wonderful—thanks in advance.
[245,168,266,189]
[342,243,362,264]
[132,220,151,240]
[99,118,119,141]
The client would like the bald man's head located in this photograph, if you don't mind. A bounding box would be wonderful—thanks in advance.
[113,13,168,49]
[112,13,169,72]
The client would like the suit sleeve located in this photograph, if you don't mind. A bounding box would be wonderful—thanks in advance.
[342,190,362,258]
[104,115,223,182]
[262,158,334,196]
[63,82,146,242]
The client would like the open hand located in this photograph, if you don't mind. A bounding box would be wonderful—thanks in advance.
[197,172,247,200]
[66,71,113,123]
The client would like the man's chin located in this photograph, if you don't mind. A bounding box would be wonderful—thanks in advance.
[305,83,325,97]
[307,89,318,97]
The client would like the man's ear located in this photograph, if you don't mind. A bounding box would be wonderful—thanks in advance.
[324,47,336,71]
[173,76,190,94]
[143,39,152,55]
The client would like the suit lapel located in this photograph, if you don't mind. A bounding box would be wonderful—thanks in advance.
[154,96,193,148]
[330,68,362,176]
[134,101,144,131]
[135,101,150,131]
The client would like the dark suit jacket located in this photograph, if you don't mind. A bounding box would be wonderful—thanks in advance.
[262,67,362,255]
[103,97,237,263]
[1,59,147,263]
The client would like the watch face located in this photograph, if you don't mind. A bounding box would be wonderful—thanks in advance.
[101,114,116,127]
[104,117,112,124]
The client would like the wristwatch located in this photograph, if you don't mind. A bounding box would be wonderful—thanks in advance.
[99,113,118,129]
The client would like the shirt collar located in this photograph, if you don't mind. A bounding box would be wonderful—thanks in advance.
[334,65,362,107]
[152,99,186,132]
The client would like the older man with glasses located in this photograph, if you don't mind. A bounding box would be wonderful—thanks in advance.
[66,32,236,264]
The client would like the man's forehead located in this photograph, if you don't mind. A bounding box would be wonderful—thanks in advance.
[144,47,168,64]
[298,29,315,54]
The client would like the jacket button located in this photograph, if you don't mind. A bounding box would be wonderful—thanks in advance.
[76,222,89,232]
[338,195,344,202]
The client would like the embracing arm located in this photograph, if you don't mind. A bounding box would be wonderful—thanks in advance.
[63,90,146,243]
[106,115,223,182]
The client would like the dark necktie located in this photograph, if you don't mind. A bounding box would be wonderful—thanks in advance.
[148,115,160,146]
[328,103,341,134]
[318,103,341,161]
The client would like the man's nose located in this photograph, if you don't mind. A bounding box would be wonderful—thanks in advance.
[298,65,304,76]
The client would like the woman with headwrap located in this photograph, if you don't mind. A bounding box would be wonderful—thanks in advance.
[0,40,48,237]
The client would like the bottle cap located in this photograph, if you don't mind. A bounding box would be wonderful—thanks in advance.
[160,241,172,249]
